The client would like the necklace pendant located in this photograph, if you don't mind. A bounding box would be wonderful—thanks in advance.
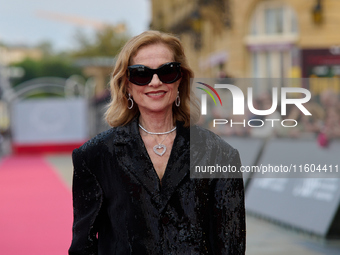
[153,144,166,156]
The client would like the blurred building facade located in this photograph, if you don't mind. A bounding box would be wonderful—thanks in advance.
[150,0,340,94]
[0,45,42,65]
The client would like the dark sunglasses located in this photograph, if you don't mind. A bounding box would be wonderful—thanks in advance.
[127,62,181,86]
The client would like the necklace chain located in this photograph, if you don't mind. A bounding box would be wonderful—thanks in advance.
[138,124,176,135]
[139,124,176,156]
[155,132,170,147]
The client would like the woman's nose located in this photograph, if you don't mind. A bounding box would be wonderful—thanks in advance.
[148,74,162,86]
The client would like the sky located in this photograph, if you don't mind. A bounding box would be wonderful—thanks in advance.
[0,0,151,51]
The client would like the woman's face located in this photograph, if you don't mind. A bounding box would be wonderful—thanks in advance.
[127,43,181,116]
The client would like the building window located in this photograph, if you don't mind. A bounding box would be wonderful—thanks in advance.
[265,7,284,34]
[247,2,299,79]
[250,2,298,37]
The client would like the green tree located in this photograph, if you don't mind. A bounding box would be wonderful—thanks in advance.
[36,40,54,56]
[10,56,82,87]
[72,26,129,57]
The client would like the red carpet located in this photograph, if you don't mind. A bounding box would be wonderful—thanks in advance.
[0,156,73,255]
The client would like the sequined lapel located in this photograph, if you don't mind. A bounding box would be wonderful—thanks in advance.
[158,122,191,212]
[113,118,162,208]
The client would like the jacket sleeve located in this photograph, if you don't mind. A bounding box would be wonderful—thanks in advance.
[69,148,103,255]
[209,148,246,255]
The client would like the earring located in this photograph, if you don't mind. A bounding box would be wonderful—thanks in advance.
[175,91,180,107]
[128,93,134,109]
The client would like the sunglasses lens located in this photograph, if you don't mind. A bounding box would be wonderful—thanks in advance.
[129,67,152,85]
[158,63,180,84]
[128,62,181,86]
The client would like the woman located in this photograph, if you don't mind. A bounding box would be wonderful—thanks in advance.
[69,30,245,254]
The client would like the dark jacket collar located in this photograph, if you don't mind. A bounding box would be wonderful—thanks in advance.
[112,117,191,212]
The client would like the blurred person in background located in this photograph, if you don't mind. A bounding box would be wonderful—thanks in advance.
[318,89,340,147]
[249,92,285,138]
[69,31,245,254]
[287,101,324,139]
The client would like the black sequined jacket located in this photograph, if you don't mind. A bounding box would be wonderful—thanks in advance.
[69,118,246,255]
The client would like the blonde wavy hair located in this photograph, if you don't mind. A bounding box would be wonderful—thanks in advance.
[105,30,200,127]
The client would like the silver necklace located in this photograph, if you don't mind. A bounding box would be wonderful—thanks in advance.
[138,124,177,135]
[139,124,177,156]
